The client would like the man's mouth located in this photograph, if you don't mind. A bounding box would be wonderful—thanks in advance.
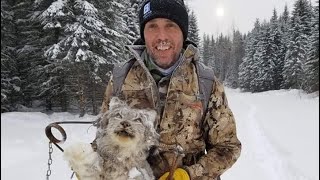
[156,45,170,50]
[155,41,171,51]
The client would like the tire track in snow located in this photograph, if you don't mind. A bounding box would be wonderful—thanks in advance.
[246,101,313,180]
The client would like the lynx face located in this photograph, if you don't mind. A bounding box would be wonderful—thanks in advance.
[64,97,158,180]
[96,97,158,157]
[103,106,152,145]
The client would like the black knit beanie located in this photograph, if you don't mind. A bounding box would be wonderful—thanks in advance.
[139,0,189,42]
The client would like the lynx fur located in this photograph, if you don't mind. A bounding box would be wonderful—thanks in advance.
[63,97,158,180]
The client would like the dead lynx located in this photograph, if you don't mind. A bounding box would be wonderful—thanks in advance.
[64,97,158,180]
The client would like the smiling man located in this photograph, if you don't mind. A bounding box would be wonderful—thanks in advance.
[144,18,183,69]
[97,0,242,179]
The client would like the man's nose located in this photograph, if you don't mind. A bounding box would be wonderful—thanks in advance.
[157,28,168,40]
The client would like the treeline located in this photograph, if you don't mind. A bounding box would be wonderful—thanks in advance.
[1,0,201,114]
[201,0,319,93]
[1,0,144,114]
[1,0,318,115]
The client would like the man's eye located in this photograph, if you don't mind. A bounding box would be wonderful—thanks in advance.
[167,23,175,28]
[146,24,157,29]
[166,23,178,28]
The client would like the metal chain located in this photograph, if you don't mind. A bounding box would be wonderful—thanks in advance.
[46,142,53,180]
[44,120,96,180]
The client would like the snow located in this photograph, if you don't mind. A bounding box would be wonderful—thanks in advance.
[41,0,66,18]
[1,88,319,180]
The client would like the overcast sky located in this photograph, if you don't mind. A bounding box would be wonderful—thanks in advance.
[187,0,316,37]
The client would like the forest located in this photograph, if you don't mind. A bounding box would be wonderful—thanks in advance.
[1,0,319,115]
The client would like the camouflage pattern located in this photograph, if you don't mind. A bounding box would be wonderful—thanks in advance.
[99,44,241,180]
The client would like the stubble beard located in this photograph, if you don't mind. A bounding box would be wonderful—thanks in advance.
[147,48,180,69]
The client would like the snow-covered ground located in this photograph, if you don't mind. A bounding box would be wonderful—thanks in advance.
[1,88,319,180]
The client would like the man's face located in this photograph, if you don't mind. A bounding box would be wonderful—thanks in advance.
[144,18,184,69]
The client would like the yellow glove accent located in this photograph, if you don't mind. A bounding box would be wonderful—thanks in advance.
[74,172,81,180]
[159,168,190,180]
[75,173,81,180]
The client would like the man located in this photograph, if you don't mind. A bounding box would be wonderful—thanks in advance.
[98,0,241,179]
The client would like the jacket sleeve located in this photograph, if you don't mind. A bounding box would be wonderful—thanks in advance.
[185,80,242,179]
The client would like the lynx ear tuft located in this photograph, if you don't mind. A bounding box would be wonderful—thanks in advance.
[109,97,127,111]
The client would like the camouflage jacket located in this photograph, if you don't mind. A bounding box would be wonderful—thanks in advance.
[99,43,241,180]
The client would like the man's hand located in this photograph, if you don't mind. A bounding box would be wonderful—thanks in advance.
[159,168,190,180]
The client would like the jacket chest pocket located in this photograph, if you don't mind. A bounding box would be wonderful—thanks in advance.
[160,92,206,152]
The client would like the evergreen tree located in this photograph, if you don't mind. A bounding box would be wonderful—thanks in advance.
[201,34,215,68]
[250,23,276,92]
[304,1,319,92]
[109,0,136,60]
[28,0,71,111]
[208,35,216,68]
[225,30,245,88]
[13,0,46,108]
[269,8,285,90]
[39,0,121,115]
[188,10,200,45]
[239,19,261,91]
[1,0,21,112]
[279,5,291,47]
[278,5,291,89]
[122,0,143,44]
[213,34,223,80]
[214,34,231,81]
[119,0,134,45]
[201,34,211,65]
[91,0,125,63]
[283,0,312,89]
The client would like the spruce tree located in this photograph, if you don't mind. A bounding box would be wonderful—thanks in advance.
[201,34,210,65]
[13,0,46,108]
[282,0,312,89]
[122,0,143,44]
[38,0,122,114]
[188,11,200,45]
[250,23,276,92]
[304,1,319,92]
[270,9,285,90]
[278,5,291,89]
[226,30,245,88]
[208,35,216,68]
[1,0,21,112]
[215,34,231,82]
[239,19,261,91]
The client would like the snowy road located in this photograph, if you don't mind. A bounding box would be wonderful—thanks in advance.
[222,89,319,180]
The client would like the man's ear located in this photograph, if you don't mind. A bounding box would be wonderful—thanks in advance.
[133,38,145,45]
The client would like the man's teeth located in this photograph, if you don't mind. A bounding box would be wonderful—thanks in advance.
[156,45,170,50]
